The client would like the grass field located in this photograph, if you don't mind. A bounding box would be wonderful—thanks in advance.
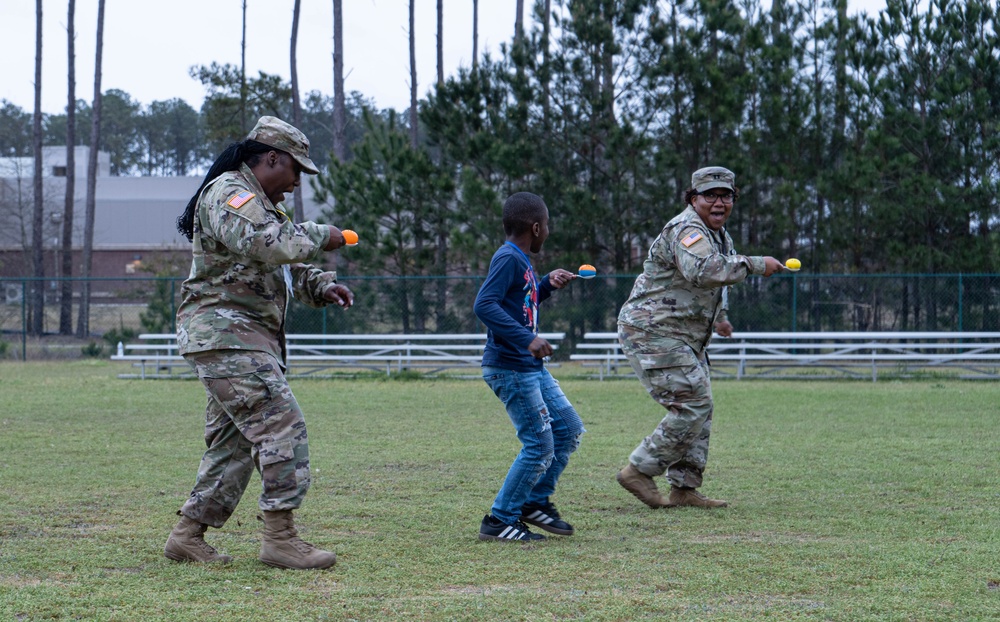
[2,361,999,621]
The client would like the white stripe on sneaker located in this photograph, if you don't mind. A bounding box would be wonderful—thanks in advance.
[526,510,553,525]
[498,525,520,539]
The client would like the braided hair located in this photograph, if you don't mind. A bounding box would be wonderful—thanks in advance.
[176,139,275,241]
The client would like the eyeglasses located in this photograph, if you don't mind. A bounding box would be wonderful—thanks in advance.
[699,191,734,204]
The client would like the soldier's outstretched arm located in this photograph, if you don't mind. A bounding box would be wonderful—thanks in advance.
[674,227,765,287]
[205,187,345,265]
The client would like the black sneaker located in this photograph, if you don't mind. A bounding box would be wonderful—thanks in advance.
[521,502,574,536]
[478,515,546,542]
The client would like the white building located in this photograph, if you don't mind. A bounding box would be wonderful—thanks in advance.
[0,146,111,179]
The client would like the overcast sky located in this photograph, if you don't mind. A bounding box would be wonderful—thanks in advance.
[2,0,892,117]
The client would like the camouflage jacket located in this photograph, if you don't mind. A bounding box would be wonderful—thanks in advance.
[618,206,766,352]
[177,163,336,365]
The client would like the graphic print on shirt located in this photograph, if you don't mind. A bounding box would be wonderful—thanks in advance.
[521,266,539,334]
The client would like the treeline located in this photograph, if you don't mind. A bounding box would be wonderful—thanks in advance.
[3,0,998,282]
[327,0,1000,279]
[0,70,373,177]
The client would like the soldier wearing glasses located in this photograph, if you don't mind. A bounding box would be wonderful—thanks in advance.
[614,166,784,510]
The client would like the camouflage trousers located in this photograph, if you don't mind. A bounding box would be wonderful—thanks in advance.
[618,325,714,489]
[179,350,311,528]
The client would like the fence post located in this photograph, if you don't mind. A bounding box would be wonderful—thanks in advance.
[170,279,177,334]
[20,279,26,361]
[957,273,963,332]
[791,273,798,332]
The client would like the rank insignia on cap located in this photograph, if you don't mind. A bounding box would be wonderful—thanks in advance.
[227,191,255,209]
[681,232,703,247]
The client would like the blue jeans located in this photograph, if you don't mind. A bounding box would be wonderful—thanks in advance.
[483,366,585,525]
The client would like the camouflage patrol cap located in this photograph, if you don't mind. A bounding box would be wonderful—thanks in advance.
[691,166,735,192]
[246,116,320,175]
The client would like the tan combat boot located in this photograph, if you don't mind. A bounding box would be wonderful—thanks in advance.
[615,464,668,508]
[259,510,336,570]
[164,515,233,563]
[667,486,728,508]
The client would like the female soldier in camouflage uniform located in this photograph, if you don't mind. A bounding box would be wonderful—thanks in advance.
[615,166,784,510]
[164,117,352,570]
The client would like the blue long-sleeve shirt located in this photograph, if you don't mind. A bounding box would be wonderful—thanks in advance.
[474,242,555,371]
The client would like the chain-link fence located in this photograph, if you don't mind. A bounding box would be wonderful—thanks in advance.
[2,273,999,361]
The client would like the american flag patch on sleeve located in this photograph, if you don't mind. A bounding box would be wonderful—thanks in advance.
[227,191,255,209]
[681,231,703,247]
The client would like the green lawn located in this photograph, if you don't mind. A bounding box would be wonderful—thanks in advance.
[1,361,998,621]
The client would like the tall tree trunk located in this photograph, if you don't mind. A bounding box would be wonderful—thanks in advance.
[515,0,525,46]
[434,0,447,328]
[328,0,346,274]
[332,0,346,161]
[241,0,248,133]
[598,3,614,265]
[31,0,45,337]
[290,0,304,222]
[541,0,551,129]
[77,0,105,338]
[436,0,444,86]
[408,0,418,148]
[833,0,847,158]
[60,0,77,335]
[513,0,525,81]
[472,0,479,69]
[408,0,425,331]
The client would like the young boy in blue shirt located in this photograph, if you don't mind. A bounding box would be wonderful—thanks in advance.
[473,192,586,542]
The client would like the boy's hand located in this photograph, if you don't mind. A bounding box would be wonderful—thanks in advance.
[547,269,575,289]
[527,336,553,359]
